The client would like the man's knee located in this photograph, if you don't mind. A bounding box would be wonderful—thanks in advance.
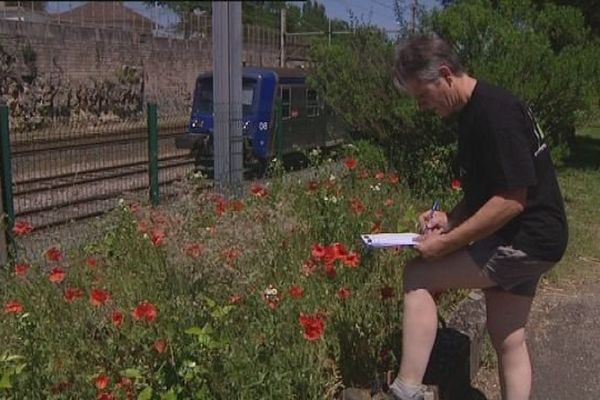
[403,258,434,293]
[488,327,527,355]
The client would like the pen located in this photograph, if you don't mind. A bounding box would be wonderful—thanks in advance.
[425,200,440,232]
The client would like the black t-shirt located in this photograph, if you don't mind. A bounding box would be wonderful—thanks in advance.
[457,80,568,262]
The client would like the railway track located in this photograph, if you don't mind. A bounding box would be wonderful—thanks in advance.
[10,122,196,230]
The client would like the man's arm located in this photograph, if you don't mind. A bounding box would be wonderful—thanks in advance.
[446,198,471,232]
[415,187,527,259]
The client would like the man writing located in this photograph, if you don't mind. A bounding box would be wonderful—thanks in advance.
[388,34,568,400]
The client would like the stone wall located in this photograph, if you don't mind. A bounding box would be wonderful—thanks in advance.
[0,20,304,131]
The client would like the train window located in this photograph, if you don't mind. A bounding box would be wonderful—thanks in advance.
[280,86,291,119]
[193,78,256,115]
[306,89,319,117]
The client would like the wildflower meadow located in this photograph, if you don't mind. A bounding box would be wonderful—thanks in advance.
[1,142,464,399]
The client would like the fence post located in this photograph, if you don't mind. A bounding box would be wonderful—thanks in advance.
[147,103,159,206]
[0,105,14,265]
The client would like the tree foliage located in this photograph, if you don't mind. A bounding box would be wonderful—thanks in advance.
[309,0,600,195]
[423,0,600,151]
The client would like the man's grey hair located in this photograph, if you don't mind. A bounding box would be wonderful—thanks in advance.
[393,33,465,91]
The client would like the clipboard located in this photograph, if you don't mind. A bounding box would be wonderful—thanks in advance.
[360,233,419,248]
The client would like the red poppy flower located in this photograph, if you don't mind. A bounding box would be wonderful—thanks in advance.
[322,246,338,266]
[358,170,369,179]
[388,173,399,184]
[12,220,33,236]
[153,339,167,354]
[214,197,226,217]
[350,198,365,215]
[132,301,157,322]
[96,393,114,400]
[116,376,132,388]
[310,243,325,260]
[222,247,241,263]
[137,221,148,233]
[307,180,319,192]
[229,294,242,305]
[343,157,357,170]
[45,247,63,262]
[323,263,336,279]
[380,286,395,300]
[343,251,360,268]
[332,243,348,259]
[95,374,109,390]
[4,300,23,314]
[90,289,110,306]
[451,178,462,190]
[336,287,352,300]
[298,312,325,341]
[49,267,66,283]
[371,220,382,234]
[15,262,29,277]
[64,287,84,303]
[288,285,304,299]
[86,257,98,269]
[375,171,385,180]
[384,198,394,207]
[111,310,124,327]
[228,199,245,212]
[150,228,166,247]
[184,243,203,258]
[250,183,268,198]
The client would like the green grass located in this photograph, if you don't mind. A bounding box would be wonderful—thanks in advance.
[547,121,600,284]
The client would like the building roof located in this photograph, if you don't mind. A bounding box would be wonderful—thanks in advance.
[53,1,155,33]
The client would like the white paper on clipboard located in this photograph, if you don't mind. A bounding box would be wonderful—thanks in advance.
[360,233,420,248]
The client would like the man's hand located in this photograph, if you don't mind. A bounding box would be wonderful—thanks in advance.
[414,230,453,259]
[418,210,449,234]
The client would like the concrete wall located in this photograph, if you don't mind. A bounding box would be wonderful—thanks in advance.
[0,19,303,124]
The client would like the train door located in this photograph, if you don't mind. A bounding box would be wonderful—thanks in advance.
[277,84,318,154]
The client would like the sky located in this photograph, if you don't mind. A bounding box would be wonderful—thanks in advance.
[45,1,441,32]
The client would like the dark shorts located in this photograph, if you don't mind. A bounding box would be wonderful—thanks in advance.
[467,235,555,297]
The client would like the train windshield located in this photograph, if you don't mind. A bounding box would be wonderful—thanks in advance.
[193,78,256,115]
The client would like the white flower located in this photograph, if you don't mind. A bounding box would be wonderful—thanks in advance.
[118,198,125,206]
[370,183,381,192]
[329,174,336,182]
[263,285,278,299]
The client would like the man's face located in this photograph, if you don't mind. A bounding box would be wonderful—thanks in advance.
[403,77,454,117]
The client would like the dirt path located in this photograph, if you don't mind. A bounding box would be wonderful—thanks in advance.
[473,257,600,399]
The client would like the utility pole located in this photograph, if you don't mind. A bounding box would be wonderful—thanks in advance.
[280,8,286,67]
[213,1,243,194]
[411,0,418,33]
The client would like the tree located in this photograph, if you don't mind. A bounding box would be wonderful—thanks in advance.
[144,1,211,38]
[308,0,600,195]
[532,0,600,36]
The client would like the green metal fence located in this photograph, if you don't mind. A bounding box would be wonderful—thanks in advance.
[0,103,194,260]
